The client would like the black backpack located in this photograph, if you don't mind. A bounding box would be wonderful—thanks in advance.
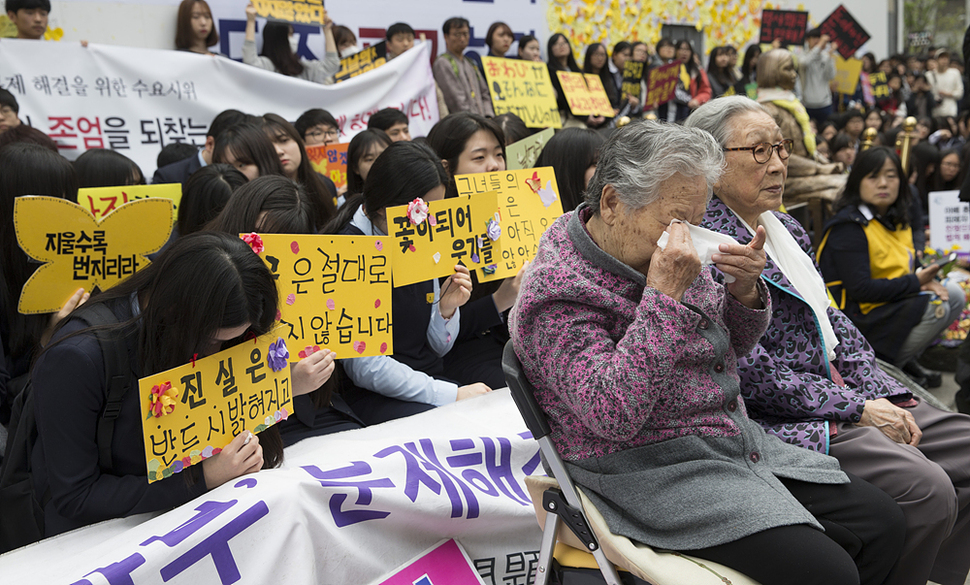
[0,303,131,554]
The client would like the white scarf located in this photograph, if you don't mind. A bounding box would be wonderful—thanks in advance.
[736,210,840,360]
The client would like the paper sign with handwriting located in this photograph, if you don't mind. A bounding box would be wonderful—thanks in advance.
[869,72,890,100]
[506,127,555,171]
[834,56,863,95]
[584,74,614,117]
[252,0,324,25]
[78,183,182,222]
[139,326,292,483]
[482,57,561,129]
[14,196,172,314]
[622,60,644,100]
[759,9,808,46]
[646,61,680,106]
[255,233,393,358]
[819,4,871,59]
[556,71,595,116]
[306,142,349,190]
[455,167,563,282]
[387,193,500,287]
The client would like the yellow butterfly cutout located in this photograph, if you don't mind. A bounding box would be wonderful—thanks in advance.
[44,26,63,41]
[14,196,173,314]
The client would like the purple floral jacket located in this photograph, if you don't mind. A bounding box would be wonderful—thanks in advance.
[701,197,910,453]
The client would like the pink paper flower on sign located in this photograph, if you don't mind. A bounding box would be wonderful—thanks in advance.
[267,338,289,372]
[406,198,429,225]
[242,233,264,254]
[149,381,179,418]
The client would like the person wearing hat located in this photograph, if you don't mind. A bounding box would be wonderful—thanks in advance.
[927,49,963,117]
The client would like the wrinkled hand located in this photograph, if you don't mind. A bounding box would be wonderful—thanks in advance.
[646,222,700,302]
[203,431,263,489]
[456,383,492,401]
[439,264,472,319]
[41,287,90,346]
[857,398,922,446]
[712,225,767,309]
[291,348,336,396]
[492,261,528,312]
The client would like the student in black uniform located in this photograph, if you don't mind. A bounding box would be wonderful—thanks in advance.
[31,232,281,537]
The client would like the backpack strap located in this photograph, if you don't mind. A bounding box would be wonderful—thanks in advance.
[76,303,131,474]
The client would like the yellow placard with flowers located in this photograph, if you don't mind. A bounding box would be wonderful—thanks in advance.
[138,326,292,483]
[455,167,564,282]
[386,193,501,287]
[246,233,393,359]
[14,196,173,315]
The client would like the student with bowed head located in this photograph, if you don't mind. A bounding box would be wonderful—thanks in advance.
[174,0,220,56]
[152,109,248,186]
[385,22,414,60]
[74,149,146,190]
[211,122,284,182]
[177,164,247,236]
[323,141,489,424]
[493,112,532,145]
[427,112,520,389]
[243,1,339,84]
[5,0,48,40]
[259,113,337,228]
[0,143,82,425]
[516,34,541,62]
[156,143,200,170]
[345,128,392,198]
[367,108,410,142]
[209,176,360,444]
[29,231,282,537]
[534,126,604,212]
[294,108,340,147]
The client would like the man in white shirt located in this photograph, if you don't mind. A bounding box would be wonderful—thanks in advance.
[929,49,964,117]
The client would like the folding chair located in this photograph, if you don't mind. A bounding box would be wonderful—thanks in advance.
[502,341,760,585]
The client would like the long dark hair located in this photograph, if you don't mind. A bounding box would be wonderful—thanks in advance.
[707,46,735,88]
[934,148,963,191]
[583,43,618,106]
[178,163,247,235]
[260,21,303,77]
[835,146,910,227]
[426,112,506,197]
[346,128,392,196]
[675,40,700,77]
[910,141,941,211]
[261,113,336,228]
[546,33,580,72]
[534,127,604,212]
[74,149,145,189]
[324,141,449,235]
[213,123,284,178]
[175,0,218,50]
[44,231,284,468]
[209,175,315,235]
[0,143,78,366]
[740,44,761,81]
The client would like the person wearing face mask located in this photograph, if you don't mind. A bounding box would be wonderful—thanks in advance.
[242,1,339,84]
[332,25,359,58]
[432,17,494,117]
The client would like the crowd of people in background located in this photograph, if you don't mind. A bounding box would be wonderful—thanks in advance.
[5,0,970,582]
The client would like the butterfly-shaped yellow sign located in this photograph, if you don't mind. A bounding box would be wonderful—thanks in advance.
[14,196,173,314]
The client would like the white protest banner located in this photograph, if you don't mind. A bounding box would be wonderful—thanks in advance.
[928,190,970,256]
[0,390,543,585]
[0,38,438,177]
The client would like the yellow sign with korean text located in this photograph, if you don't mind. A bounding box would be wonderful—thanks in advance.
[254,233,393,359]
[306,142,349,190]
[506,127,555,171]
[253,0,324,25]
[869,72,890,100]
[14,196,173,314]
[834,56,863,95]
[78,183,182,222]
[583,74,614,117]
[482,57,561,129]
[387,193,501,287]
[139,326,292,483]
[455,167,563,282]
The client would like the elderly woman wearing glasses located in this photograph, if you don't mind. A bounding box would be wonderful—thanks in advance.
[689,95,970,585]
[510,120,904,585]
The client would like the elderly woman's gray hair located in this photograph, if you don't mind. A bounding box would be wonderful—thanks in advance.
[684,96,770,147]
[585,120,724,211]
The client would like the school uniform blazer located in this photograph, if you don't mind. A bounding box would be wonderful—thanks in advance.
[701,196,911,454]
[151,150,203,186]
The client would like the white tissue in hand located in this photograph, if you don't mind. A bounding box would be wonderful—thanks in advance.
[656,220,740,283]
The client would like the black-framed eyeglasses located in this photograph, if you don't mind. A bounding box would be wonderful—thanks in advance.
[723,139,794,164]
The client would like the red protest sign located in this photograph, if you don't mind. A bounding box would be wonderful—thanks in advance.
[759,9,808,46]
[819,5,871,59]
[646,62,680,107]
[306,142,349,190]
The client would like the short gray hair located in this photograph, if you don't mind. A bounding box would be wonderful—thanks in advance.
[585,120,724,211]
[684,96,769,147]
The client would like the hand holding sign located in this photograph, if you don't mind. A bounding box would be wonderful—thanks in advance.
[202,430,262,490]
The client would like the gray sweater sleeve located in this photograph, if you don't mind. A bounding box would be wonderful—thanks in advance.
[242,38,277,72]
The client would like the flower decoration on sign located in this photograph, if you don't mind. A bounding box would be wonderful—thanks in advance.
[267,337,289,372]
[406,198,429,225]
[486,213,502,241]
[242,233,264,254]
[148,381,179,419]
[298,345,320,359]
